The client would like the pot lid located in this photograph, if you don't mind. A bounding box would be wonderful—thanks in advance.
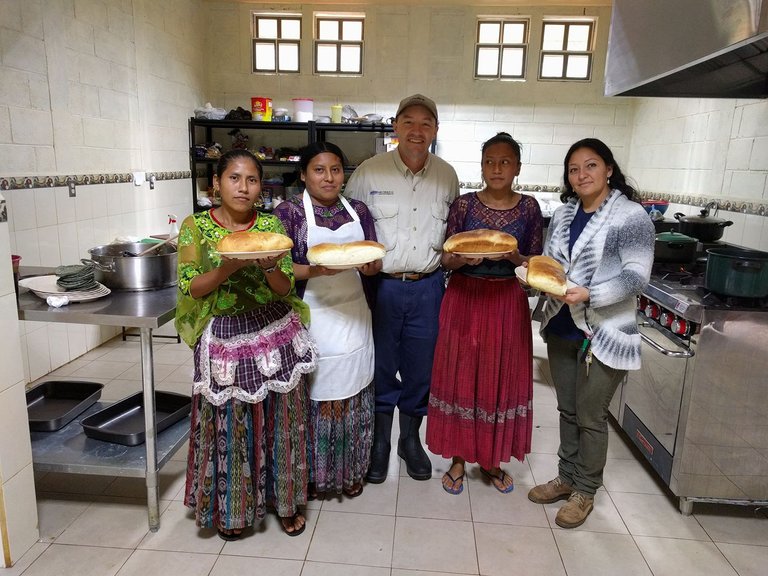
[655,231,698,243]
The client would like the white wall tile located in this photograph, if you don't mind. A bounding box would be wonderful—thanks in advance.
[726,138,753,171]
[57,221,80,265]
[0,222,14,298]
[0,382,33,481]
[33,188,57,227]
[67,323,88,359]
[741,214,764,250]
[731,171,767,200]
[0,293,24,393]
[47,322,71,370]
[25,323,52,381]
[749,137,768,171]
[13,228,41,265]
[54,186,77,224]
[8,190,37,231]
[0,28,46,74]
[9,107,53,145]
[37,225,61,267]
[1,464,40,565]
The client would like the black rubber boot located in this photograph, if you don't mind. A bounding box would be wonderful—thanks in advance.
[366,412,393,484]
[397,414,432,480]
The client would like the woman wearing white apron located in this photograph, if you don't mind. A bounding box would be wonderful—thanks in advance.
[274,142,382,498]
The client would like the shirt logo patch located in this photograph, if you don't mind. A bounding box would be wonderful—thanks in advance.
[370,190,394,196]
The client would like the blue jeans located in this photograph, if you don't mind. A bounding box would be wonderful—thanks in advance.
[373,271,444,417]
[546,333,625,496]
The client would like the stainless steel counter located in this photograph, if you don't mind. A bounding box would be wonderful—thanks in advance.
[17,276,180,532]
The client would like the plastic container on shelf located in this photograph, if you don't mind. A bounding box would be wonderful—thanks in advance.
[293,98,314,122]
[331,105,343,123]
[251,97,272,121]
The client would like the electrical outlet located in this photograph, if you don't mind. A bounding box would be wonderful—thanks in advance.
[68,181,76,197]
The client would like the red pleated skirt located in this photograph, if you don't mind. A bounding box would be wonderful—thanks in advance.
[426,273,533,468]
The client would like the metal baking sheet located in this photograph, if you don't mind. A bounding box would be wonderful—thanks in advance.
[81,391,191,446]
[27,380,104,432]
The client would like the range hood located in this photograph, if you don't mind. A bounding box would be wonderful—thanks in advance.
[605,0,768,98]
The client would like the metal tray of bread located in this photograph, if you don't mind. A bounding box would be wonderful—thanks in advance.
[80,391,191,446]
[26,380,104,432]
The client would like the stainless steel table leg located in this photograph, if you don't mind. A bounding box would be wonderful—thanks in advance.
[679,497,694,515]
[140,327,160,531]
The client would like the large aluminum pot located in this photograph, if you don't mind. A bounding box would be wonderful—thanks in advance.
[87,242,177,291]
[705,247,768,298]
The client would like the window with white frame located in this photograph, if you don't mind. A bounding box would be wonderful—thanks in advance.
[474,19,528,79]
[314,14,364,75]
[252,14,301,73]
[539,19,594,80]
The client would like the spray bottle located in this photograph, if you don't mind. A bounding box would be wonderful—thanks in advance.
[168,214,179,241]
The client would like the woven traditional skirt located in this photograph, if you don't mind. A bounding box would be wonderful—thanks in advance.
[308,383,374,494]
[184,303,316,529]
[426,274,533,468]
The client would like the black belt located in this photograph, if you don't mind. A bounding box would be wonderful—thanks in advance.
[381,270,439,282]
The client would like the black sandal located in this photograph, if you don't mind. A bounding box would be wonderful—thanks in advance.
[342,483,364,499]
[280,512,306,537]
[217,528,242,541]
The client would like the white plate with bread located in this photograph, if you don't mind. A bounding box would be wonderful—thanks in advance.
[515,256,576,296]
[307,240,386,269]
[217,231,293,260]
[443,229,518,258]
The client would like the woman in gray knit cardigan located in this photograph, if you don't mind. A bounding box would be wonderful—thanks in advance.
[527,138,654,529]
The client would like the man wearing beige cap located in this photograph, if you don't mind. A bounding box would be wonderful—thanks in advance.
[346,94,459,483]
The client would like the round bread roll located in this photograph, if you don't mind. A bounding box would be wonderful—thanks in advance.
[307,240,386,266]
[527,255,567,296]
[443,229,518,254]
[217,231,294,253]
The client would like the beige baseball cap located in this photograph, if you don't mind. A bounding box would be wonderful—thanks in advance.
[395,94,438,122]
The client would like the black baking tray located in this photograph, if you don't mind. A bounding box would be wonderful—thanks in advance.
[26,380,104,432]
[80,391,191,446]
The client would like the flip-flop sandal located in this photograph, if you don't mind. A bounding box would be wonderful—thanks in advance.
[342,484,364,499]
[280,512,306,537]
[442,470,465,495]
[217,528,242,541]
[480,468,514,493]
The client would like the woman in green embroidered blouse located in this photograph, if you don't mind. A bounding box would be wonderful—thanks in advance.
[176,149,316,541]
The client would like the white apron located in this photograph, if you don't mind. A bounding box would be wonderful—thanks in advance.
[302,191,375,401]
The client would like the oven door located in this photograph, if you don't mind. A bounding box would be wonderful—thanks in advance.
[622,315,694,483]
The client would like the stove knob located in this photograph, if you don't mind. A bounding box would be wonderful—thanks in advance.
[659,311,674,327]
[638,296,647,311]
[645,303,660,320]
[671,318,690,336]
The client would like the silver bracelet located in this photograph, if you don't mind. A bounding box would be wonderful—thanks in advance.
[262,263,279,274]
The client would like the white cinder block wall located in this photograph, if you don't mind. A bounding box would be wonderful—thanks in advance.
[204,2,631,197]
[628,98,768,251]
[0,0,205,387]
[0,0,206,565]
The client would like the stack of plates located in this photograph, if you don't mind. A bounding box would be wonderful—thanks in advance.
[19,275,111,302]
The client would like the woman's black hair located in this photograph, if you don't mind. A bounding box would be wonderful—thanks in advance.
[560,138,638,203]
[215,149,263,180]
[298,141,346,173]
[481,132,522,161]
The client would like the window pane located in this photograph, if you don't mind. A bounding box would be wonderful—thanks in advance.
[340,44,361,72]
[317,44,337,71]
[258,18,278,39]
[278,43,299,71]
[541,54,564,77]
[503,22,525,44]
[342,20,363,41]
[501,47,523,76]
[318,20,339,41]
[476,46,499,76]
[567,25,590,51]
[542,24,565,50]
[282,19,301,40]
[478,22,500,43]
[566,54,590,78]
[255,43,276,70]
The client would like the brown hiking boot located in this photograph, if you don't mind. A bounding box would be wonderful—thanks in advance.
[527,476,574,504]
[555,491,594,528]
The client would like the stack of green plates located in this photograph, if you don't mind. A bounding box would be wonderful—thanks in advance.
[55,262,98,291]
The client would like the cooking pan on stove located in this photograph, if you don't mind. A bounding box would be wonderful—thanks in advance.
[654,232,698,264]
[705,247,768,298]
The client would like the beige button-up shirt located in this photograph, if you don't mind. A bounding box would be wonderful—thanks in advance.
[345,150,459,274]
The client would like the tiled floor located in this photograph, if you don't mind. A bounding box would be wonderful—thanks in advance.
[10,329,768,575]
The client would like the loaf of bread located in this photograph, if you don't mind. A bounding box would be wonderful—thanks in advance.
[527,255,567,296]
[307,240,386,266]
[217,231,293,253]
[443,229,518,254]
